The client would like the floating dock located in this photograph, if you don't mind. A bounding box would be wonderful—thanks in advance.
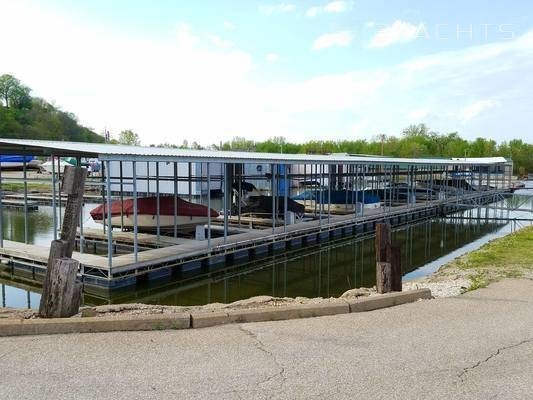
[0,138,514,289]
[1,199,39,211]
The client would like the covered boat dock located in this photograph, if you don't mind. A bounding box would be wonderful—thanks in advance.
[0,138,513,289]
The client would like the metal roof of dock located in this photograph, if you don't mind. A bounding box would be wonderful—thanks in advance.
[0,138,508,166]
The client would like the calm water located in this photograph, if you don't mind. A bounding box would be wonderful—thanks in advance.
[1,187,532,309]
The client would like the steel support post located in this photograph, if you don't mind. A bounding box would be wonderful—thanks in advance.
[223,163,228,244]
[78,156,84,254]
[188,162,192,203]
[105,161,113,271]
[23,157,28,243]
[284,164,288,232]
[156,162,160,243]
[132,161,138,263]
[57,156,62,230]
[173,162,178,238]
[271,163,276,233]
[327,165,331,225]
[119,161,124,231]
[207,162,212,250]
[51,154,57,240]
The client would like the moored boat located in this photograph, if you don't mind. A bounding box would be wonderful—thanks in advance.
[293,190,380,205]
[239,195,305,217]
[90,196,219,232]
[292,190,381,213]
[0,155,39,170]
[40,158,76,174]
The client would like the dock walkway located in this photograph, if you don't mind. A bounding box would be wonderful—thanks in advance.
[0,199,39,211]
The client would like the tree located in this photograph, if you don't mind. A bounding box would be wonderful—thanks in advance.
[118,129,140,145]
[402,123,429,138]
[0,74,31,109]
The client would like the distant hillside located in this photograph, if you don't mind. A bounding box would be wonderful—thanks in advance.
[0,74,104,143]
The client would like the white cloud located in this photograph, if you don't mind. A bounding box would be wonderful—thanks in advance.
[175,23,199,48]
[208,34,234,49]
[306,1,350,17]
[408,108,430,121]
[266,53,279,63]
[369,20,423,48]
[312,31,352,50]
[350,119,369,135]
[462,99,500,121]
[259,3,295,16]
[324,1,348,13]
[306,6,320,17]
[223,21,235,30]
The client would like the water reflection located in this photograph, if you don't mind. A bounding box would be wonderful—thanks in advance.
[94,216,503,307]
[1,208,53,245]
[1,204,100,247]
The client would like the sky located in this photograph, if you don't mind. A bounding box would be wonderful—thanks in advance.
[0,0,532,145]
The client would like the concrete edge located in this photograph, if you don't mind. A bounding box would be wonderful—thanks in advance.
[0,313,191,337]
[0,289,432,336]
[190,301,350,328]
[349,289,433,313]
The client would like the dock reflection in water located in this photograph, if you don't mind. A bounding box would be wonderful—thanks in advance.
[94,215,503,307]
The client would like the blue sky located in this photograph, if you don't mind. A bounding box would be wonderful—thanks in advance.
[1,0,532,145]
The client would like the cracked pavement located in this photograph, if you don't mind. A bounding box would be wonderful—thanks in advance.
[1,278,532,399]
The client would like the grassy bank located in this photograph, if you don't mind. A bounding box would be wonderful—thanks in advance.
[1,182,51,193]
[439,225,533,290]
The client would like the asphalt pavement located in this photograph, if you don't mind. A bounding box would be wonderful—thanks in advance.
[1,278,532,400]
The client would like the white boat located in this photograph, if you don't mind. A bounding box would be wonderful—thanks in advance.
[40,159,75,174]
[90,196,220,232]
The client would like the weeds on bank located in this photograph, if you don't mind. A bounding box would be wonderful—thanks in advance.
[1,182,51,192]
[445,226,533,292]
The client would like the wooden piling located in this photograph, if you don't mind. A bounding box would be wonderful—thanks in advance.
[60,166,88,257]
[39,258,81,318]
[375,223,390,263]
[39,166,87,318]
[375,223,402,294]
[39,239,68,316]
[376,261,392,294]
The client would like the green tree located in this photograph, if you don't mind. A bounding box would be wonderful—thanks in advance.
[118,129,141,145]
[0,75,104,143]
[0,74,31,109]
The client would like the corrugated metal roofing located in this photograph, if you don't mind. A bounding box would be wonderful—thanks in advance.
[0,138,509,165]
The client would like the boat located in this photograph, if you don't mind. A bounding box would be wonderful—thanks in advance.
[432,178,475,192]
[292,189,381,211]
[90,196,219,232]
[0,155,39,170]
[40,157,77,174]
[238,195,305,217]
[384,183,437,201]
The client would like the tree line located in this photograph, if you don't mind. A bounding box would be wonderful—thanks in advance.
[0,74,104,143]
[166,125,531,176]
